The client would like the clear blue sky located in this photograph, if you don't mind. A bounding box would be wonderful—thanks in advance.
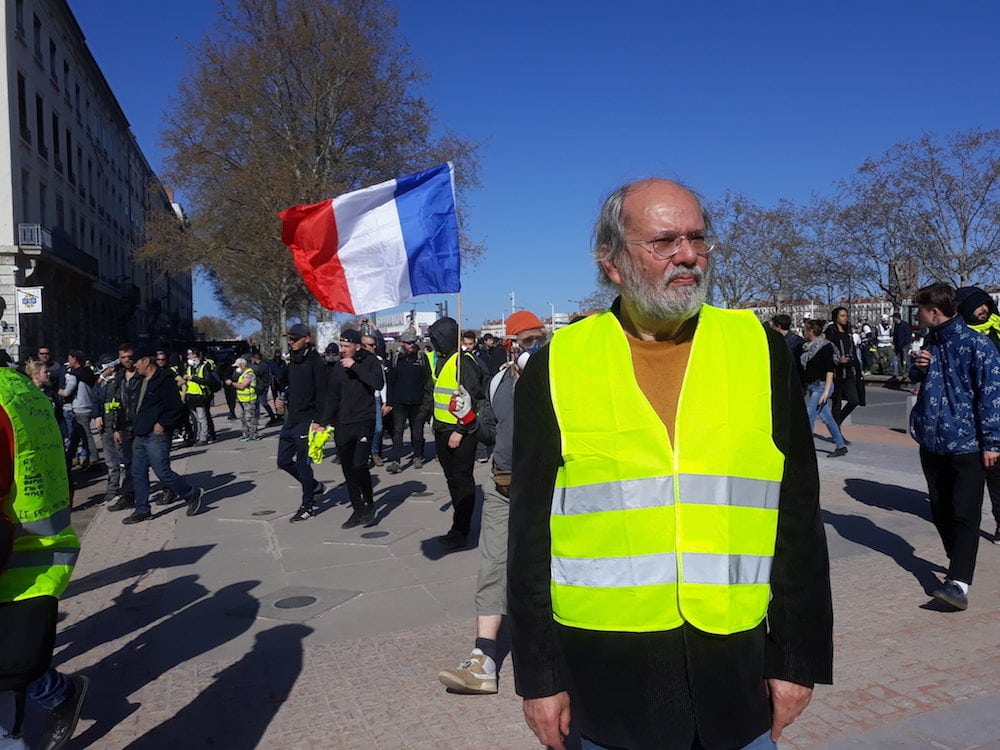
[69,0,1000,330]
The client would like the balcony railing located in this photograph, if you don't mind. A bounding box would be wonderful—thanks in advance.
[17,223,99,277]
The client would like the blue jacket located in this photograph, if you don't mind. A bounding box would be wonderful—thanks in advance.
[909,315,1000,454]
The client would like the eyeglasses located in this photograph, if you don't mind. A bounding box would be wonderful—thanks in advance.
[517,335,544,348]
[626,231,715,260]
[361,342,376,349]
[288,335,304,343]
[38,351,50,356]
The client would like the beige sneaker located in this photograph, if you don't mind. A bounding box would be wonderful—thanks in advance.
[437,648,498,694]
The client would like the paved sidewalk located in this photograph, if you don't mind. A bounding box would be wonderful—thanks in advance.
[35,411,1000,748]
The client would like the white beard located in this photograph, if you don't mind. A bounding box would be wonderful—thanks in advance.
[618,261,707,322]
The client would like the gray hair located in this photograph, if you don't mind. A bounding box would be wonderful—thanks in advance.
[591,179,712,287]
[234,357,248,368]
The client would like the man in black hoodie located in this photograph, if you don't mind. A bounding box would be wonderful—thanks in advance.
[429,317,486,550]
[277,324,329,522]
[320,329,385,529]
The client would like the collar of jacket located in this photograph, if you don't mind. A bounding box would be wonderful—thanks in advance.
[929,314,963,342]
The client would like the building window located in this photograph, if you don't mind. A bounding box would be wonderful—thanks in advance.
[35,95,46,159]
[66,130,75,184]
[15,0,25,37]
[32,15,42,65]
[21,170,30,223]
[63,61,70,101]
[74,84,81,121]
[70,207,77,242]
[51,112,62,172]
[49,41,58,84]
[17,74,30,143]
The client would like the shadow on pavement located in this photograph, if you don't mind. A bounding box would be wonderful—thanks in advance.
[822,509,944,594]
[72,581,262,748]
[122,623,312,749]
[56,575,209,665]
[369,479,431,525]
[842,478,931,521]
[62,545,215,600]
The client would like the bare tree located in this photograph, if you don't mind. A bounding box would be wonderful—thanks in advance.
[141,0,481,338]
[194,315,238,340]
[838,129,1000,289]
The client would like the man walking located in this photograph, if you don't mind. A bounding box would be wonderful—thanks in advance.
[438,310,547,694]
[508,179,832,750]
[107,344,143,514]
[321,329,384,528]
[429,317,485,550]
[276,324,328,522]
[909,283,1000,610]
[386,331,432,474]
[890,312,913,379]
[122,351,204,525]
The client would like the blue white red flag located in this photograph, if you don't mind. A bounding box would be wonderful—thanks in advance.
[279,163,461,314]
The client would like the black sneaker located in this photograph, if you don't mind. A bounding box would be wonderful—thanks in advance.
[341,510,364,529]
[107,496,134,512]
[437,528,467,550]
[361,505,376,527]
[828,447,848,458]
[154,490,180,506]
[41,674,88,750]
[993,524,1000,545]
[413,457,424,470]
[102,489,120,504]
[932,580,968,610]
[312,481,326,496]
[186,487,204,517]
[122,510,151,525]
[290,506,315,522]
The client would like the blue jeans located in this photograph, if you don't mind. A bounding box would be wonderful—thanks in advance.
[806,382,846,449]
[581,729,775,750]
[277,420,315,508]
[132,432,194,514]
[372,395,384,456]
[26,668,70,711]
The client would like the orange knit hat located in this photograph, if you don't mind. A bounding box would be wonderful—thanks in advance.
[506,310,545,336]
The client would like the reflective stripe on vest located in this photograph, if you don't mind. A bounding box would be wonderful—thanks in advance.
[236,371,256,403]
[547,306,784,635]
[0,369,80,602]
[433,352,476,425]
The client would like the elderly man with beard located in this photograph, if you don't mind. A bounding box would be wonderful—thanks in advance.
[507,179,833,750]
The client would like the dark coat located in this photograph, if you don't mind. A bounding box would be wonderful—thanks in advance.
[133,366,186,436]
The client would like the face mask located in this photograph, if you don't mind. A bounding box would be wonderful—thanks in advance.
[188,358,199,367]
[324,354,337,364]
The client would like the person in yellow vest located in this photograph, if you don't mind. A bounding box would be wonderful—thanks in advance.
[226,357,259,441]
[507,179,833,750]
[428,316,486,550]
[0,367,87,748]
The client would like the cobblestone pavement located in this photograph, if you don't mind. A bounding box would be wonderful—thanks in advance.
[33,410,1000,748]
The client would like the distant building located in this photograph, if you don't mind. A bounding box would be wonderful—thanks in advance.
[371,311,438,339]
[0,0,192,361]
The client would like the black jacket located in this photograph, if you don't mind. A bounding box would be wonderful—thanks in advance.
[507,305,833,750]
[321,350,384,427]
[285,347,328,424]
[110,368,144,431]
[391,349,432,408]
[428,317,485,433]
[133,366,187,436]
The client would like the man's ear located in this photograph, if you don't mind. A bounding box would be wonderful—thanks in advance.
[599,245,622,286]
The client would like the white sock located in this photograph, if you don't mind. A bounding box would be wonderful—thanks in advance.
[953,580,969,594]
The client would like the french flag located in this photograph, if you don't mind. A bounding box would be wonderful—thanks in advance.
[279,163,461,314]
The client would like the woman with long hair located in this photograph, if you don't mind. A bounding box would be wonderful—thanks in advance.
[824,306,866,426]
[800,320,848,457]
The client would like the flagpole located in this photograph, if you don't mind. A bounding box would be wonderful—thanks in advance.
[455,292,463,390]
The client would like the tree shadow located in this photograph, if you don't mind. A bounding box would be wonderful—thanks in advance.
[842,478,931,521]
[822,509,943,594]
[55,575,209,665]
[71,581,262,748]
[62,545,215,600]
[122,623,312,749]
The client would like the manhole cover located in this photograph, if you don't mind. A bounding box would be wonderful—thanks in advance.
[274,595,318,609]
[252,510,276,516]
[360,531,389,539]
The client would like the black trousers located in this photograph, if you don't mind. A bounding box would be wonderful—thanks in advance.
[435,429,478,537]
[920,448,986,584]
[832,375,860,425]
[335,420,375,512]
[986,462,1000,526]
[391,403,427,461]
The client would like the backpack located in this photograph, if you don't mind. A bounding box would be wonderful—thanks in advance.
[207,367,222,393]
[252,362,271,394]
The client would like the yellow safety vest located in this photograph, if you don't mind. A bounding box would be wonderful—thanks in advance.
[0,369,79,602]
[184,362,211,396]
[432,351,478,424]
[547,306,784,635]
[236,370,256,403]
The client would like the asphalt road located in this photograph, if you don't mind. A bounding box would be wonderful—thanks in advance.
[850,378,915,430]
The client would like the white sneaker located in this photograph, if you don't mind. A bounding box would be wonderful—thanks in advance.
[437,648,498,694]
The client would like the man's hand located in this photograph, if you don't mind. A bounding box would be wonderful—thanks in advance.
[767,678,813,741]
[381,404,392,417]
[113,430,121,445]
[447,430,462,449]
[310,422,325,433]
[94,416,104,431]
[984,451,1000,469]
[341,356,355,369]
[523,693,571,750]
[913,350,932,369]
[153,423,165,435]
